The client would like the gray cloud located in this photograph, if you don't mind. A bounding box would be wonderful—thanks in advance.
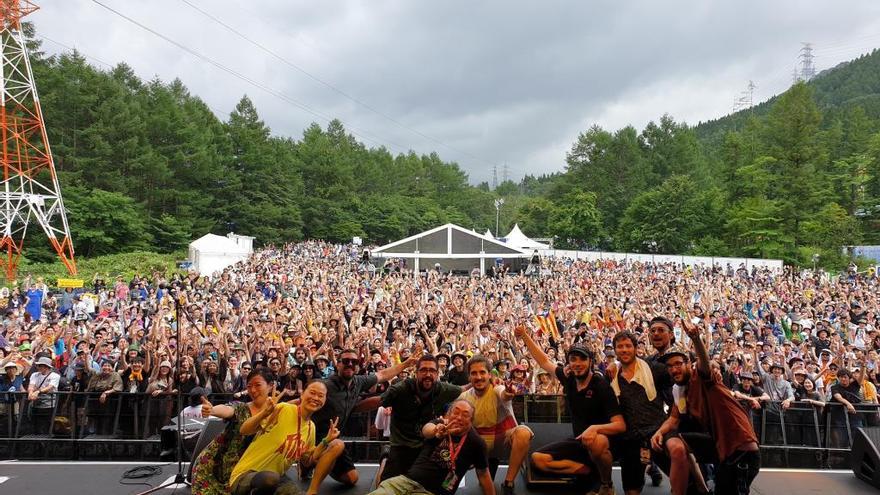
[30,0,880,184]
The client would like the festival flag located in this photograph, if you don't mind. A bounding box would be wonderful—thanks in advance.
[535,310,560,340]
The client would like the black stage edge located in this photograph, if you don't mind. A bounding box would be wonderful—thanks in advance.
[0,462,876,495]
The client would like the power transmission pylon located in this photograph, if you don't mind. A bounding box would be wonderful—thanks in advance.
[0,0,76,279]
[799,42,816,81]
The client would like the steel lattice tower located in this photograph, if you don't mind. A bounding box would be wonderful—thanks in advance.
[0,0,75,279]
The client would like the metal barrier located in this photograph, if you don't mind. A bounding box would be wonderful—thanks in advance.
[2,391,877,466]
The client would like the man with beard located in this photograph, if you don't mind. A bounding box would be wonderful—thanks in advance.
[652,319,760,495]
[458,355,532,495]
[643,316,677,486]
[609,331,671,495]
[516,326,624,495]
[308,348,418,489]
[379,354,463,481]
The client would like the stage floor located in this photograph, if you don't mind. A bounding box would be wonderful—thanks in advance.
[0,461,874,495]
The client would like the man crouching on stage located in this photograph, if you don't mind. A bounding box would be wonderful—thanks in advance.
[458,355,532,495]
[516,325,625,495]
[228,381,344,495]
[652,318,760,495]
[369,399,496,495]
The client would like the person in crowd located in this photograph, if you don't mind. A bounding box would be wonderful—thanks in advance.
[458,354,533,495]
[229,380,342,495]
[652,317,760,495]
[379,354,463,482]
[516,325,624,495]
[27,356,60,434]
[442,352,469,386]
[86,359,123,435]
[368,399,496,495]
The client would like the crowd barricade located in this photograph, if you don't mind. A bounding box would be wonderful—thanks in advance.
[2,392,877,466]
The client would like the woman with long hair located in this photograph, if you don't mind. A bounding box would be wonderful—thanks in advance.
[191,368,275,495]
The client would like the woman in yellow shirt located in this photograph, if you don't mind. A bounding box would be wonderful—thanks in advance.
[229,381,341,495]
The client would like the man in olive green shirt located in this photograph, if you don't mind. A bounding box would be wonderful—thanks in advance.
[379,354,462,481]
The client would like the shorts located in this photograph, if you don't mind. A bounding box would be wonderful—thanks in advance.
[534,438,594,469]
[330,443,356,480]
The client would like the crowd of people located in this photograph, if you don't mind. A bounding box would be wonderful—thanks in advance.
[0,240,879,495]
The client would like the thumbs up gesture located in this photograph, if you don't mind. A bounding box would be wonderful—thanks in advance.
[200,396,213,418]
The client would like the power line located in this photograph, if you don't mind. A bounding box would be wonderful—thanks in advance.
[177,0,502,171]
[88,0,411,154]
[36,34,230,118]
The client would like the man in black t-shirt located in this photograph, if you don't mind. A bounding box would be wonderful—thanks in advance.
[309,349,417,489]
[517,326,625,495]
[369,400,495,495]
[731,371,769,411]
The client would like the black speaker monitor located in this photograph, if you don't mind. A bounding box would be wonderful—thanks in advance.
[851,426,880,489]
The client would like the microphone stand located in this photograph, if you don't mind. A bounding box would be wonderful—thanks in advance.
[137,290,190,493]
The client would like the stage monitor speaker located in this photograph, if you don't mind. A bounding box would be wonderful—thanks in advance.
[186,418,227,482]
[851,426,880,489]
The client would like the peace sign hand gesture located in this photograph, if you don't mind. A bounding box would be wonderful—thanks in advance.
[324,417,340,443]
[261,386,282,426]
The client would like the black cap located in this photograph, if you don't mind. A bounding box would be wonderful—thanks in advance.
[566,346,593,361]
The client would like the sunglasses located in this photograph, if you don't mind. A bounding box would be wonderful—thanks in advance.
[341,358,359,366]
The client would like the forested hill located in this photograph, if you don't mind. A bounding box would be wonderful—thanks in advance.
[25,34,506,261]
[695,49,880,149]
[22,24,880,269]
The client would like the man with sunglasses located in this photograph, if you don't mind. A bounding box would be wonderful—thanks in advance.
[378,354,463,482]
[308,347,419,490]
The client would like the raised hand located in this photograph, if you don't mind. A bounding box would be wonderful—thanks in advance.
[325,416,340,443]
[200,396,213,418]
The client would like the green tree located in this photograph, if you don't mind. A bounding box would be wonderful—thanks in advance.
[548,190,602,248]
[616,176,723,254]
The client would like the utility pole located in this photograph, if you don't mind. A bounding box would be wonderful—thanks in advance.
[494,198,504,238]
[492,165,497,190]
[0,0,77,279]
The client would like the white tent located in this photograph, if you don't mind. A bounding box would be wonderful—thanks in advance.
[484,229,494,239]
[503,224,550,251]
[372,223,528,275]
[188,233,254,275]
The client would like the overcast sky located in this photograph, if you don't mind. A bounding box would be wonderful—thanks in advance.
[28,0,880,184]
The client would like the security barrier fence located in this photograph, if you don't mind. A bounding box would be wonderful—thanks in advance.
[0,392,875,468]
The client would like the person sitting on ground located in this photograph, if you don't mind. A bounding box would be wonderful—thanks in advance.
[368,399,496,495]
[229,380,343,495]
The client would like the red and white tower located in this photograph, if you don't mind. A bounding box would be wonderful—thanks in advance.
[0,0,76,279]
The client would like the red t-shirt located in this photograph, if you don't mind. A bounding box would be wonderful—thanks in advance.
[673,368,758,461]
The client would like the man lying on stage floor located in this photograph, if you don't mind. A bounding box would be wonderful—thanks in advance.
[369,399,496,495]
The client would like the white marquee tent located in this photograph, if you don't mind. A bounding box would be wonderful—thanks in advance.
[372,223,528,275]
[188,233,254,275]
[484,229,494,239]
[503,224,550,251]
